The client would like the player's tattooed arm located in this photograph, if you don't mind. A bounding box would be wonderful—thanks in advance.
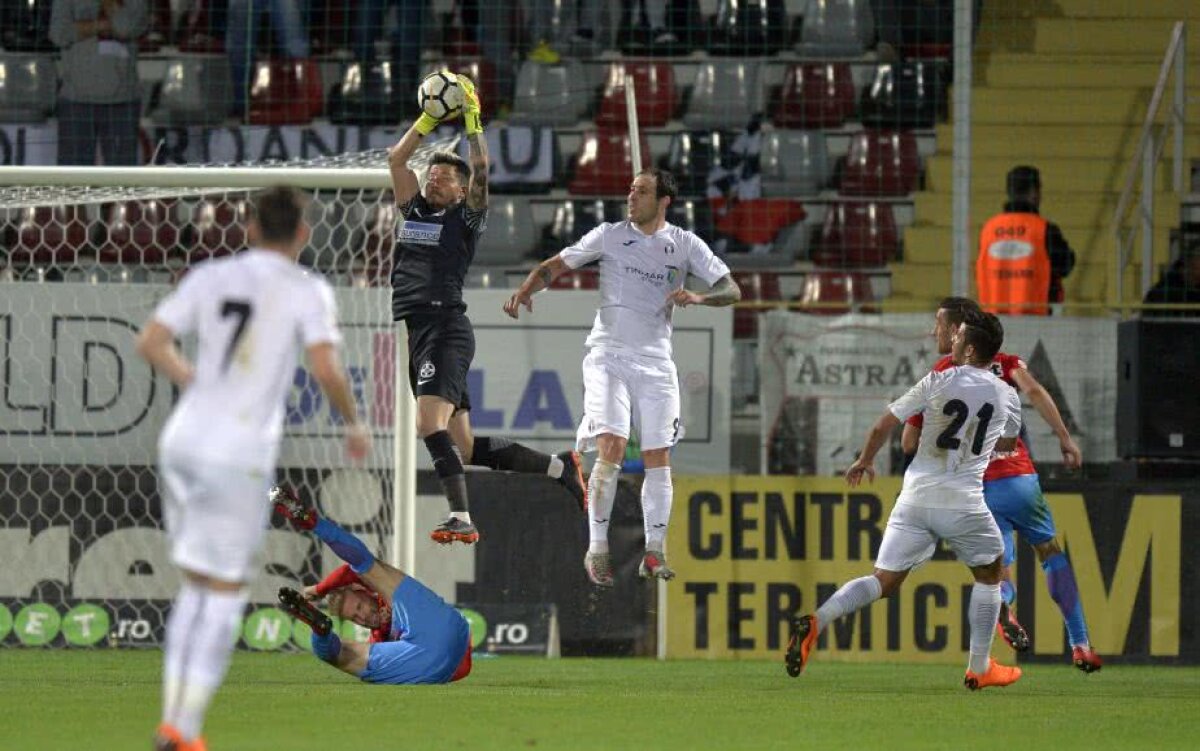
[504,255,571,318]
[466,132,490,210]
[702,274,741,306]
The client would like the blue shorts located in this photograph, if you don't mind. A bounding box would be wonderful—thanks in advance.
[358,577,470,685]
[983,473,1057,567]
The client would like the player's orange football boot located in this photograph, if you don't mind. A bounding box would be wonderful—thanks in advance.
[964,658,1022,691]
[154,723,185,751]
[996,603,1031,652]
[430,516,480,545]
[784,614,819,678]
[270,485,318,530]
[1072,645,1103,673]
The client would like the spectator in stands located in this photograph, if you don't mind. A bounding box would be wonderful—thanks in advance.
[354,0,425,108]
[976,166,1075,315]
[226,0,311,119]
[50,0,148,166]
[1143,240,1200,318]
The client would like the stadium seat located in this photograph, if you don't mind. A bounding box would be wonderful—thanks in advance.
[99,201,179,266]
[550,268,600,290]
[666,199,715,240]
[190,199,249,260]
[545,199,623,256]
[731,271,782,340]
[839,130,921,197]
[247,60,324,125]
[595,63,677,129]
[682,62,764,131]
[155,56,233,126]
[711,198,806,248]
[663,131,730,197]
[774,63,856,129]
[796,271,875,314]
[328,62,399,126]
[760,130,829,197]
[509,60,591,127]
[568,130,652,195]
[12,205,91,267]
[812,202,898,267]
[710,0,788,56]
[860,62,943,129]
[797,0,874,58]
[0,54,56,123]
[475,198,537,265]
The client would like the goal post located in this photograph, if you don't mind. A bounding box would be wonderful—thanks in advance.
[0,139,456,648]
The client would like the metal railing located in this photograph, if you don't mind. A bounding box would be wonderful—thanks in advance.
[1112,21,1188,305]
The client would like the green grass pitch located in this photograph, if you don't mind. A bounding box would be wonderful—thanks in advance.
[1,651,1197,750]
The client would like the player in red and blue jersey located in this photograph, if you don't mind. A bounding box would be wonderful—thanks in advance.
[902,298,1101,673]
[271,486,473,685]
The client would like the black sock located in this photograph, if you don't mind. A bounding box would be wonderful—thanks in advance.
[425,430,469,512]
[471,436,552,474]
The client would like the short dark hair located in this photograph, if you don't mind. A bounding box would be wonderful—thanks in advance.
[961,310,1004,362]
[252,186,309,244]
[639,167,677,202]
[1006,165,1041,200]
[429,152,471,184]
[938,296,981,327]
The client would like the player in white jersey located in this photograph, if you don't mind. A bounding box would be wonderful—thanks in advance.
[136,187,369,751]
[504,168,741,586]
[784,310,1026,691]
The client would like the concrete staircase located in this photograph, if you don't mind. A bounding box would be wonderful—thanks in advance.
[892,0,1200,312]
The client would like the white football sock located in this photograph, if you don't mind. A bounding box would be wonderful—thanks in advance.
[547,454,564,479]
[449,511,472,524]
[641,466,673,551]
[164,585,247,741]
[587,459,621,555]
[162,580,204,730]
[815,575,883,636]
[967,582,1002,675]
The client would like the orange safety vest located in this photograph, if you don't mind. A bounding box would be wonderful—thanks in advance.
[976,212,1051,315]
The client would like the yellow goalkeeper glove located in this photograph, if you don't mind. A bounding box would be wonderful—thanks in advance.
[414,111,441,137]
[456,74,483,135]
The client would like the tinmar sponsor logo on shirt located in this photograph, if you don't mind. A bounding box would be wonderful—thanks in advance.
[623,265,669,285]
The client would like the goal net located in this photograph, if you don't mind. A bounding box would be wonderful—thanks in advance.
[0,137,456,650]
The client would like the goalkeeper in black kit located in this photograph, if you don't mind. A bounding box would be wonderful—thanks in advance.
[386,72,587,544]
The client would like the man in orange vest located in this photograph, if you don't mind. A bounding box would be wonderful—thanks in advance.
[976,166,1076,315]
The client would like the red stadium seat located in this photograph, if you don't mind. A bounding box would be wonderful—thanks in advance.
[99,201,179,265]
[774,63,856,129]
[550,269,600,290]
[190,199,249,260]
[595,63,677,129]
[137,0,173,53]
[178,0,224,52]
[13,205,90,267]
[796,271,875,314]
[812,202,898,268]
[731,271,781,339]
[568,130,652,196]
[840,130,920,197]
[248,60,324,125]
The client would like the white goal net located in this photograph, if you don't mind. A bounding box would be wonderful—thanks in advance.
[0,138,455,650]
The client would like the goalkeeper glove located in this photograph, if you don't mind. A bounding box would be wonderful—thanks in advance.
[456,74,483,135]
[414,111,441,136]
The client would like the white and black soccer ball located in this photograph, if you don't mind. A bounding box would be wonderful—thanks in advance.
[418,70,465,120]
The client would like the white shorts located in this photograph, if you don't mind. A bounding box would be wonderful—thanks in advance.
[576,348,683,453]
[875,503,1005,572]
[159,451,273,583]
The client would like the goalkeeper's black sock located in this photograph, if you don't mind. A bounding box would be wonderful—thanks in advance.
[426,430,469,514]
[471,436,557,476]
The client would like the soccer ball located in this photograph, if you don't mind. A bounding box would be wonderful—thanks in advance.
[418,71,465,121]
